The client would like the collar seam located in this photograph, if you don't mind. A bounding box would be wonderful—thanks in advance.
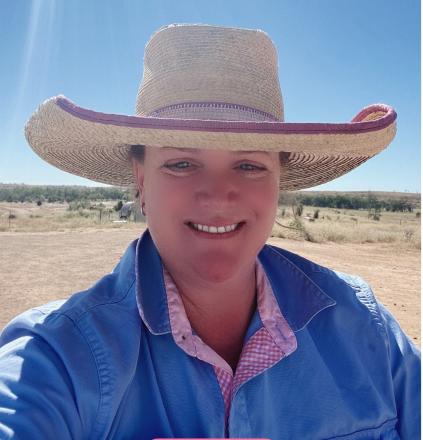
[265,244,337,305]
[261,245,337,331]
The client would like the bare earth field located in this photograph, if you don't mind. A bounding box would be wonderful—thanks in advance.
[0,226,420,347]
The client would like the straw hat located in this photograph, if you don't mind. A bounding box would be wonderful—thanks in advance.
[25,23,397,191]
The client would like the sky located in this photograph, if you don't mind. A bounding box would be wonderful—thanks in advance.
[0,0,420,192]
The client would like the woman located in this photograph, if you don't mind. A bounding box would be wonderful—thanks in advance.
[0,23,420,439]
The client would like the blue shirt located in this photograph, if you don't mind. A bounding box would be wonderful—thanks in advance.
[0,228,420,439]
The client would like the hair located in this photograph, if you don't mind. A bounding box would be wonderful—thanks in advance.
[129,144,146,164]
[128,145,146,200]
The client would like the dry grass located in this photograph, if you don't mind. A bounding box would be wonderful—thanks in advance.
[1,202,420,249]
[272,206,421,249]
[0,202,141,233]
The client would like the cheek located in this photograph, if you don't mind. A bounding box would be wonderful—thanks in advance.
[144,174,191,220]
[245,178,279,216]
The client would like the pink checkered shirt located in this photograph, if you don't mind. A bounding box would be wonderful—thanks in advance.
[162,257,298,428]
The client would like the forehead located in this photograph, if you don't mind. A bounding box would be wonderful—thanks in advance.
[155,147,272,157]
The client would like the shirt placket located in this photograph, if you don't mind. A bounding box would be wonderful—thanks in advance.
[213,325,288,436]
[162,258,297,437]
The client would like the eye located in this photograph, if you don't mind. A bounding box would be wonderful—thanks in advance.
[237,163,267,172]
[164,161,196,171]
[163,160,198,172]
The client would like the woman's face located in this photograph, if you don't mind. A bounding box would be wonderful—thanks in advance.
[132,147,281,284]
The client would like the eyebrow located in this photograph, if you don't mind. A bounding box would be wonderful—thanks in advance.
[160,147,270,155]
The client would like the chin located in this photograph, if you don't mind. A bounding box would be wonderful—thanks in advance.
[192,252,243,283]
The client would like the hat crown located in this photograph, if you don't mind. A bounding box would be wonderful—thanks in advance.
[136,24,284,122]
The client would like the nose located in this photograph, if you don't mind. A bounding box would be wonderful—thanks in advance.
[194,175,240,207]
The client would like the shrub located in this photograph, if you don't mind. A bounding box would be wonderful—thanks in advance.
[68,200,92,211]
[77,208,90,218]
[368,207,382,221]
[288,217,314,242]
[404,229,414,241]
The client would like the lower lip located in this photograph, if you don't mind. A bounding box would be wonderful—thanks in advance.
[186,222,246,239]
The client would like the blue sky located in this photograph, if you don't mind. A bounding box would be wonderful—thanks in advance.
[0,0,420,192]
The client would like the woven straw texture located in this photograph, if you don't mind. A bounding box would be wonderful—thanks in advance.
[136,24,283,120]
[24,23,397,191]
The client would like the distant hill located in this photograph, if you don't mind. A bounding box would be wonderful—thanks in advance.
[301,190,420,204]
[0,183,420,211]
[281,190,420,212]
[0,183,130,203]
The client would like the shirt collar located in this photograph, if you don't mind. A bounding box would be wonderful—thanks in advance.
[257,244,337,331]
[135,228,336,336]
[162,256,298,367]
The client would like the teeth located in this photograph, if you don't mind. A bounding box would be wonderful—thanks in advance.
[191,222,240,234]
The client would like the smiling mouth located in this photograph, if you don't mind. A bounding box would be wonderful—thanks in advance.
[186,221,246,234]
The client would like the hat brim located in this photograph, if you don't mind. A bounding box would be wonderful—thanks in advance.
[25,95,397,191]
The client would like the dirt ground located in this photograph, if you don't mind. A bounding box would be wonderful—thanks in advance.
[0,227,420,347]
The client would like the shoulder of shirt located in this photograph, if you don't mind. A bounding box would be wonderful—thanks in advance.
[0,238,141,439]
[264,242,388,338]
